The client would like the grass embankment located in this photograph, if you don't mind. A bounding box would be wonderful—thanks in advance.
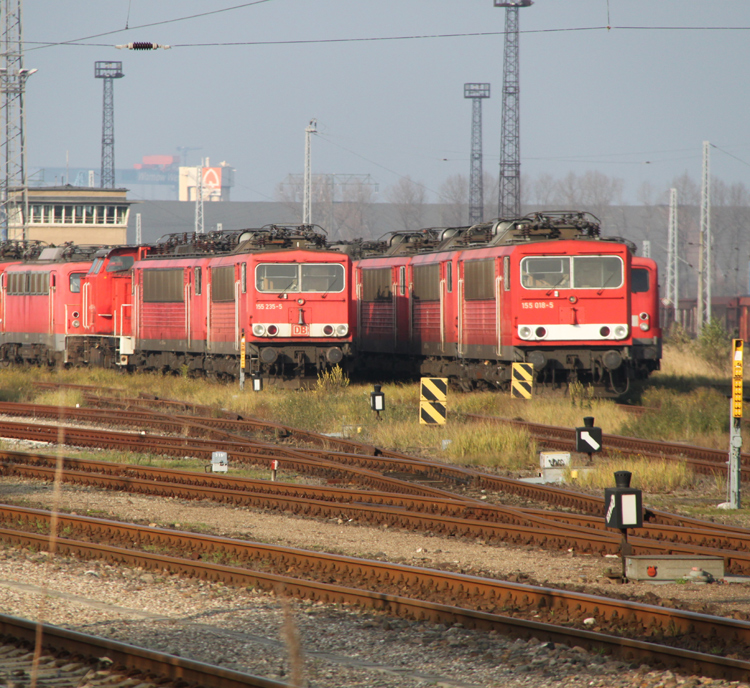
[0,330,743,499]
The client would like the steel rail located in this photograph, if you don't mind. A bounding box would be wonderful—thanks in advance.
[8,457,750,573]
[2,505,750,679]
[0,613,287,688]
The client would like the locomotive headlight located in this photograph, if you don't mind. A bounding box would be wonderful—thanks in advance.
[519,326,532,339]
[252,324,266,336]
[267,325,279,336]
[535,326,547,339]
[336,324,348,336]
[639,322,649,331]
[639,312,649,320]
[72,320,80,328]
[323,325,334,336]
[614,325,628,339]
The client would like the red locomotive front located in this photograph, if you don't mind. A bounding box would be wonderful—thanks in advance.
[132,226,354,382]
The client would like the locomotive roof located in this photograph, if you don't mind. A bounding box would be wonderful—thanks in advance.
[146,224,338,259]
[5,242,111,264]
[347,211,636,258]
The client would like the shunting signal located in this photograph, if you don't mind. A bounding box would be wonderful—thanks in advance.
[511,362,533,399]
[420,377,447,425]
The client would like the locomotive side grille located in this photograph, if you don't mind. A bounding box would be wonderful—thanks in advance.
[463,300,496,346]
[413,301,441,339]
[361,301,394,337]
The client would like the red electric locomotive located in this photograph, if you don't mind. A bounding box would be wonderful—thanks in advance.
[353,212,661,394]
[1,244,103,366]
[130,225,354,381]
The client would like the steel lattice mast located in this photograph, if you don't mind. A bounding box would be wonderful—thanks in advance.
[194,161,204,234]
[0,0,35,240]
[95,61,124,188]
[666,188,678,311]
[495,0,532,219]
[698,141,711,330]
[464,83,490,225]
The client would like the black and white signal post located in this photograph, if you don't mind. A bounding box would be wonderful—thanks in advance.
[575,416,602,460]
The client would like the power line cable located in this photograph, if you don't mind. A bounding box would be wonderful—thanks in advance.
[25,0,275,52]
[25,23,750,51]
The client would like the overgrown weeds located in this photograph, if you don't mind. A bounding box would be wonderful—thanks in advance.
[570,456,695,492]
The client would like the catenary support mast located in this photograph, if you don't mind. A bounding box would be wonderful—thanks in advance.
[95,61,124,189]
[0,0,35,240]
[464,83,490,224]
[495,0,532,219]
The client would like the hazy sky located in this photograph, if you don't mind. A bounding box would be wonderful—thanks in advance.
[22,1,750,205]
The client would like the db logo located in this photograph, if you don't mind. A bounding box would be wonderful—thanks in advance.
[292,325,309,336]
[647,566,658,578]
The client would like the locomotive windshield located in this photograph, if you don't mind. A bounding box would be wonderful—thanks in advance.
[256,263,345,293]
[521,256,623,290]
[106,255,134,273]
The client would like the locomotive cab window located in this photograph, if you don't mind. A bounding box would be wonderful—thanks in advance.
[256,263,345,294]
[88,258,104,275]
[572,256,623,290]
[301,264,344,292]
[106,256,134,273]
[521,255,623,290]
[521,257,570,289]
[70,273,85,293]
[631,268,649,293]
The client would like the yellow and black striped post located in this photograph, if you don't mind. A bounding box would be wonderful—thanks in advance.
[420,377,447,425]
[511,363,534,399]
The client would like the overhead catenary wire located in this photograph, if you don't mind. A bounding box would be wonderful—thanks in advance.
[24,24,750,51]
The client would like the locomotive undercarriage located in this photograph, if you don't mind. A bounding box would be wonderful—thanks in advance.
[357,345,658,397]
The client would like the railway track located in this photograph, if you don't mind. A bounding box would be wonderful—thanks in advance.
[0,613,285,688]
[5,448,750,574]
[2,503,750,680]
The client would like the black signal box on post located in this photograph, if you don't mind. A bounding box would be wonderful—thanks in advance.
[604,471,643,530]
[575,416,602,454]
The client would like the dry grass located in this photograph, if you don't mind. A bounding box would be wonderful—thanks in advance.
[0,339,737,494]
[568,455,696,492]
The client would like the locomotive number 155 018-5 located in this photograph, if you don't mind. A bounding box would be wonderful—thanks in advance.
[521,301,554,309]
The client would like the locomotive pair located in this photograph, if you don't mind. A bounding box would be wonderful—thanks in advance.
[0,212,661,394]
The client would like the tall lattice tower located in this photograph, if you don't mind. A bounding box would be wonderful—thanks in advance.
[665,188,678,310]
[0,0,36,240]
[464,83,490,225]
[495,0,532,219]
[95,61,124,188]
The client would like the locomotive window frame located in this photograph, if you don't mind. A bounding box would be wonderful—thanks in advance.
[631,267,650,293]
[361,268,392,302]
[520,255,624,290]
[70,272,85,294]
[211,265,235,302]
[399,266,406,296]
[463,259,495,300]
[105,255,134,273]
[572,256,623,290]
[412,264,440,301]
[142,268,185,303]
[241,262,247,294]
[446,262,453,294]
[194,267,202,296]
[255,263,346,294]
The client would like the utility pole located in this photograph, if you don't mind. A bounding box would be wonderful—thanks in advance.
[303,119,317,225]
[0,0,36,240]
[95,61,124,188]
[698,141,711,330]
[666,188,678,311]
[495,0,532,219]
[135,212,142,244]
[464,83,490,225]
[194,160,204,234]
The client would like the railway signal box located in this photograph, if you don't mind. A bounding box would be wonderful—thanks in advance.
[604,471,643,530]
[575,416,602,454]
